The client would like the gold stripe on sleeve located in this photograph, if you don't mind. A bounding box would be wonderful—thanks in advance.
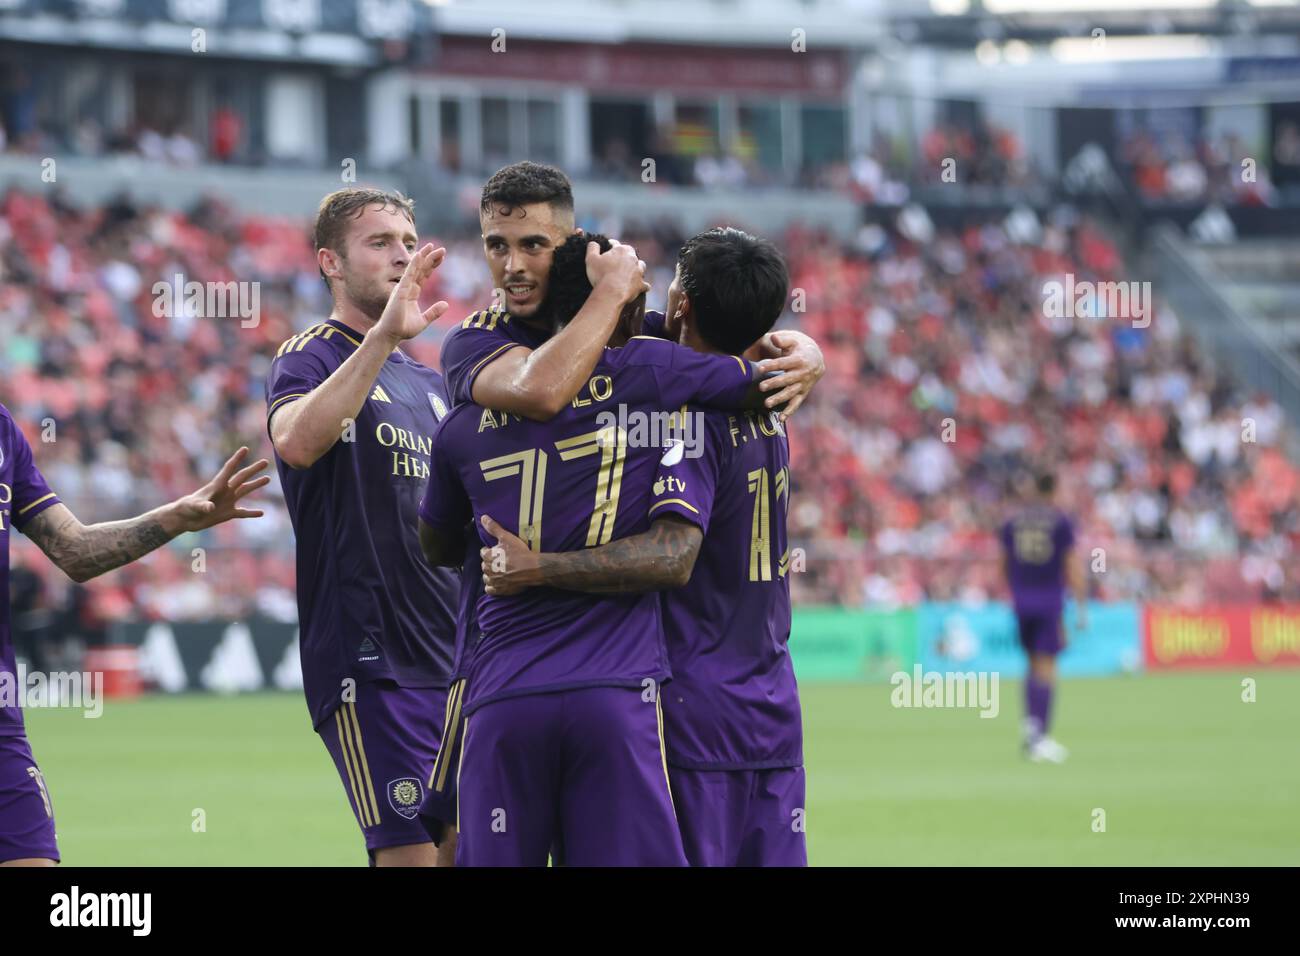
[648,498,699,516]
[16,493,57,516]
[467,342,523,384]
[733,356,748,375]
[267,392,307,416]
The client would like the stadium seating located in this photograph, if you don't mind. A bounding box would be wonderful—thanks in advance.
[3,187,1297,634]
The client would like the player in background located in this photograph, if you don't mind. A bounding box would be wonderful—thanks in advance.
[999,471,1087,764]
[2,415,268,866]
[417,232,783,865]
[480,227,806,866]
[266,188,465,865]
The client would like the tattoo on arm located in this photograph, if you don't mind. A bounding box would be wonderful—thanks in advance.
[24,506,175,584]
[538,517,703,594]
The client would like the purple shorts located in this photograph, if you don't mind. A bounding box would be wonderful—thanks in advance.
[0,734,59,864]
[669,765,807,867]
[418,677,465,847]
[455,686,686,867]
[317,680,447,862]
[1016,609,1064,656]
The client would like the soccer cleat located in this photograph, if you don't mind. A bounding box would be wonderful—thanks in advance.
[1027,737,1069,764]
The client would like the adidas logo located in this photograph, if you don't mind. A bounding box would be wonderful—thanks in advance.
[358,637,376,653]
[371,386,391,403]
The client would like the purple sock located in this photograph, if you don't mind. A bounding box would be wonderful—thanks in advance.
[1025,678,1051,741]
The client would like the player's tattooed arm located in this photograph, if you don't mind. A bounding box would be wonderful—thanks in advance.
[480,514,702,597]
[22,448,269,583]
[750,330,825,421]
[419,519,467,569]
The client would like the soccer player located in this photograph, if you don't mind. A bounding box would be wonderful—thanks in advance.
[264,188,470,866]
[999,471,1086,764]
[1,415,269,866]
[417,232,782,866]
[480,227,806,867]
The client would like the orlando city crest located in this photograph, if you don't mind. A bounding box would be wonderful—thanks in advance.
[428,393,448,421]
[388,777,424,820]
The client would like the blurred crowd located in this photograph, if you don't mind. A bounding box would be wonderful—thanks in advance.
[1117,127,1280,206]
[2,188,1298,640]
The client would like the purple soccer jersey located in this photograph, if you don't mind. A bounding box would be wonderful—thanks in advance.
[439,308,551,407]
[999,506,1076,616]
[419,336,759,717]
[0,404,63,737]
[265,319,459,729]
[647,407,802,771]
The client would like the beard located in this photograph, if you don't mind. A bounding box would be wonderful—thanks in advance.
[341,272,391,320]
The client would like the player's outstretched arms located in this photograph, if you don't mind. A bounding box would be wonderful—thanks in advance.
[750,330,826,421]
[23,447,270,584]
[272,245,448,469]
[419,518,466,569]
[480,514,702,597]
[470,241,650,421]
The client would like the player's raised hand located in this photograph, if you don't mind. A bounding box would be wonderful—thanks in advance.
[753,330,826,422]
[375,243,450,346]
[172,447,271,532]
[480,514,541,596]
[586,239,651,305]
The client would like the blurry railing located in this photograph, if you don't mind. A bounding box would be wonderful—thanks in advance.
[1150,223,1300,461]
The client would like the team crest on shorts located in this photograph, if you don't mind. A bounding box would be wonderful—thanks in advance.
[388,777,424,819]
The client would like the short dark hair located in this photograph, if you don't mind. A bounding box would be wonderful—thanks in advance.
[480,162,574,219]
[1036,472,1057,496]
[313,187,415,286]
[678,227,788,355]
[545,232,644,339]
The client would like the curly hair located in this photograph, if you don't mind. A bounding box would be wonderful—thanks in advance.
[480,161,574,219]
[543,231,645,340]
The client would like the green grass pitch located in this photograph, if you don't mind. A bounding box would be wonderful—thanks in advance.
[21,670,1300,865]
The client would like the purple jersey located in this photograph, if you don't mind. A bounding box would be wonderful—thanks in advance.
[265,319,459,729]
[419,337,759,717]
[439,308,550,407]
[0,404,63,736]
[999,506,1076,615]
[648,407,801,770]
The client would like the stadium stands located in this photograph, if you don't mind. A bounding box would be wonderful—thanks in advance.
[2,186,1298,640]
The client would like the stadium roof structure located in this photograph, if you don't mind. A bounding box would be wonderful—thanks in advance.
[0,0,437,65]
